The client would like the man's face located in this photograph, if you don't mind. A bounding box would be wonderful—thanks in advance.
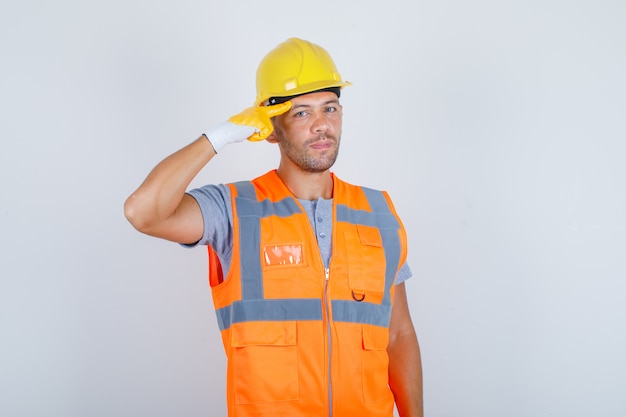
[268,91,343,173]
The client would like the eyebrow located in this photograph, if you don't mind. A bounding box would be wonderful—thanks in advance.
[291,99,339,110]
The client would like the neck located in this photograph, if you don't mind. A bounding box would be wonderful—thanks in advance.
[276,166,334,200]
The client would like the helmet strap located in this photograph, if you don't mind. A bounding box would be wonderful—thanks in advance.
[267,87,341,106]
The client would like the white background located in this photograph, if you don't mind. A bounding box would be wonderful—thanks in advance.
[1,1,625,416]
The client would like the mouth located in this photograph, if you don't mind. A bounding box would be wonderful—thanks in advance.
[310,142,333,150]
[308,136,335,150]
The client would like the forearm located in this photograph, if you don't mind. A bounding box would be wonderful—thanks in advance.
[124,102,290,239]
[124,135,215,232]
[388,329,423,417]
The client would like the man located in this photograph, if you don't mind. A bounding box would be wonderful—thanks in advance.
[125,37,423,417]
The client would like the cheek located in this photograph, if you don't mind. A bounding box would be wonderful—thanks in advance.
[269,121,287,141]
[278,124,303,141]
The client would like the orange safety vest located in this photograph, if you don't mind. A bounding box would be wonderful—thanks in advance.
[207,170,408,417]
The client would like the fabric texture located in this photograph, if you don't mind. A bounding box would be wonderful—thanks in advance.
[184,181,412,283]
[206,170,408,417]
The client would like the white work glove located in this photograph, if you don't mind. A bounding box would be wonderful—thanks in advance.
[204,101,292,153]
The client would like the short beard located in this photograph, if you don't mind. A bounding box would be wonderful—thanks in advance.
[277,133,341,173]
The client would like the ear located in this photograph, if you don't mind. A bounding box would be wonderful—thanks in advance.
[265,130,279,143]
[265,118,280,143]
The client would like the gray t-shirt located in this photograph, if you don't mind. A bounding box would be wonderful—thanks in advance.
[185,184,412,284]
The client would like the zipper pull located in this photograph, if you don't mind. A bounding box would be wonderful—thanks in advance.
[325,268,330,281]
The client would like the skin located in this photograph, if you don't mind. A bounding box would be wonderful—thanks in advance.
[388,283,424,417]
[266,91,342,199]
[124,91,423,417]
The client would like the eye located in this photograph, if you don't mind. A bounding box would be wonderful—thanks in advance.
[325,106,337,113]
[294,110,308,117]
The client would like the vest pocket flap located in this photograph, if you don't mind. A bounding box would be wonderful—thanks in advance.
[231,321,300,404]
[231,321,297,347]
[357,224,383,247]
[345,226,386,292]
[362,324,389,351]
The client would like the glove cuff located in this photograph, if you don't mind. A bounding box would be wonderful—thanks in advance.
[204,121,256,153]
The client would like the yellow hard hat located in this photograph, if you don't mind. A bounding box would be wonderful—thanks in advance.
[255,38,351,106]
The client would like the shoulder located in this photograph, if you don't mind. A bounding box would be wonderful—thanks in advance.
[188,183,231,195]
[332,173,385,195]
[185,184,234,222]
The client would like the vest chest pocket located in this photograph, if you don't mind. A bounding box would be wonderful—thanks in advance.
[262,243,307,268]
[231,321,299,404]
[345,224,387,293]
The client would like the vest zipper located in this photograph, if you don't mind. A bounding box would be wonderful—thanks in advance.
[324,267,333,417]
[297,197,334,415]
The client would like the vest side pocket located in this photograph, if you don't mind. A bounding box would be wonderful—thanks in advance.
[231,321,299,405]
[361,324,392,404]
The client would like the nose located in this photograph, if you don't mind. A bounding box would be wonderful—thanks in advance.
[310,110,330,134]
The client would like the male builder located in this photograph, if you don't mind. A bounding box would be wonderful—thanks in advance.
[124,38,423,417]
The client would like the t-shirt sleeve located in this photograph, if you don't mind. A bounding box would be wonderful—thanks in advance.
[180,184,233,264]
[395,262,413,285]
[181,183,411,286]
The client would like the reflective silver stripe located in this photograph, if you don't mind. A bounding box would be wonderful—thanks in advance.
[377,226,402,307]
[335,205,400,229]
[236,197,302,218]
[336,189,402,309]
[362,187,390,213]
[234,182,302,300]
[331,300,393,327]
[216,298,323,331]
[225,180,402,331]
[238,215,263,299]
[233,180,257,200]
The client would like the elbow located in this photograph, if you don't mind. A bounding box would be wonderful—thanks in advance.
[124,193,153,234]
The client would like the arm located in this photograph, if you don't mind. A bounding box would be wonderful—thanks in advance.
[124,136,216,244]
[123,102,292,243]
[388,282,424,417]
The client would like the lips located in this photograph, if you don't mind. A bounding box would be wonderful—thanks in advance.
[311,141,333,150]
[308,135,335,149]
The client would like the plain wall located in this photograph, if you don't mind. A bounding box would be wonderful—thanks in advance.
[1,1,625,416]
